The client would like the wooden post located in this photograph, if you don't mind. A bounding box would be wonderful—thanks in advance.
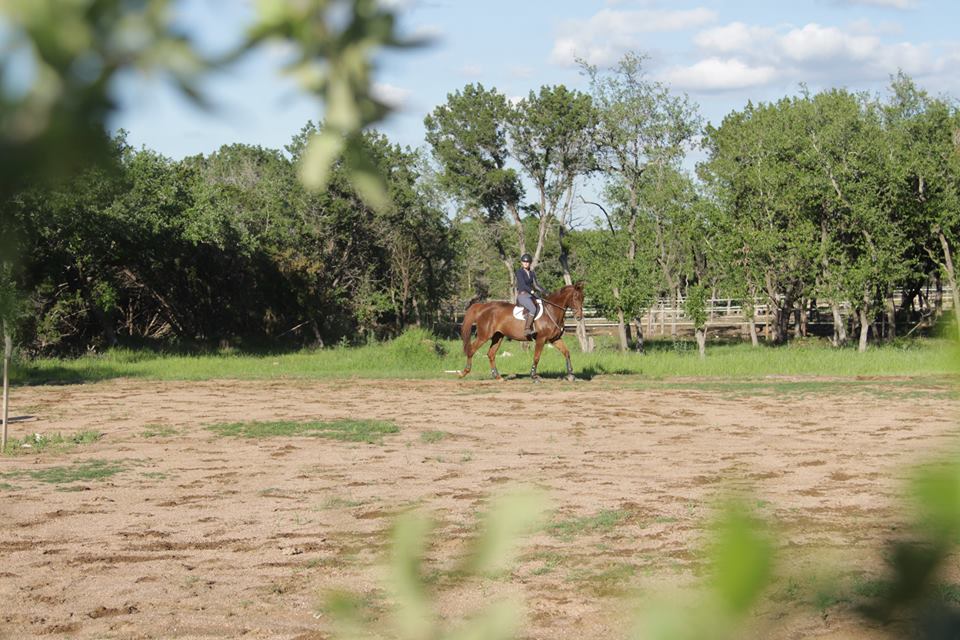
[2,329,10,453]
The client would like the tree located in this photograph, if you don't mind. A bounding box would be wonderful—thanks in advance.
[572,228,657,351]
[700,98,819,345]
[582,52,701,346]
[424,84,524,297]
[507,85,596,269]
[684,283,708,358]
[882,74,960,341]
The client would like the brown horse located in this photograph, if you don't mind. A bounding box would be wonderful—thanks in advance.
[459,283,585,381]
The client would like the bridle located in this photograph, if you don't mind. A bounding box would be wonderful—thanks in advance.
[538,291,583,332]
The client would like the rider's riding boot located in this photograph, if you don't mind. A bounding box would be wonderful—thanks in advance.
[523,312,536,337]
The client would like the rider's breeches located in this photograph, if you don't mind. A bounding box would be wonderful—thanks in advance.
[517,293,537,316]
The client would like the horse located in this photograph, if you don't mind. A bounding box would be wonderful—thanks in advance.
[459,283,585,382]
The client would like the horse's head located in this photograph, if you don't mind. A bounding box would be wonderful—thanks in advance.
[570,282,585,321]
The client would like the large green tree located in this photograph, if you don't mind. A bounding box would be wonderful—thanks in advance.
[424,84,524,297]
[582,52,701,348]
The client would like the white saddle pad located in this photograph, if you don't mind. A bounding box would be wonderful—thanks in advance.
[512,300,544,320]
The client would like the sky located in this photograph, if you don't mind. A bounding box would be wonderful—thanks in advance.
[112,0,960,209]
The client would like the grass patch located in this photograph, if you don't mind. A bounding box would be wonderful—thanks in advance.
[315,496,368,510]
[420,430,451,444]
[2,459,125,484]
[207,419,399,443]
[937,583,960,604]
[10,336,957,385]
[568,562,637,597]
[525,550,566,576]
[3,430,102,456]
[140,424,178,438]
[547,509,632,541]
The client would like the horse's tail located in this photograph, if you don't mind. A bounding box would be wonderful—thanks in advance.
[460,304,479,354]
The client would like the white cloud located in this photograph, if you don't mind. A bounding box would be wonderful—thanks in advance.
[371,82,412,109]
[551,8,718,66]
[670,19,951,93]
[663,57,778,91]
[779,23,879,62]
[693,22,775,54]
[835,0,917,8]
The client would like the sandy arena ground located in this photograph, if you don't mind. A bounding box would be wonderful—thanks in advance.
[1,376,958,639]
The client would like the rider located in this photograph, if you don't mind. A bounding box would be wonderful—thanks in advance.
[516,253,546,337]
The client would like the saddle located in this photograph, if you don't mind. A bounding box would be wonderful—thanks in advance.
[512,299,544,320]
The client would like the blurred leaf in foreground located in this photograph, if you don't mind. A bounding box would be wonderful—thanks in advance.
[858,460,960,638]
[634,498,774,640]
[325,487,546,640]
[247,0,428,210]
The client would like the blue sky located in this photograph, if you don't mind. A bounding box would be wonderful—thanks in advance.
[113,0,960,180]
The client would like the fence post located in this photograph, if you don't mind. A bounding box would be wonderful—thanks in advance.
[2,329,10,453]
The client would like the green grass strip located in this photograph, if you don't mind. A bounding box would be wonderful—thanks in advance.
[3,431,103,456]
[547,509,632,541]
[206,419,399,443]
[2,459,125,484]
[9,335,958,385]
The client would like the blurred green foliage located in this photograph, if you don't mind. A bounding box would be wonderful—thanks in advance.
[322,460,960,640]
[324,488,548,640]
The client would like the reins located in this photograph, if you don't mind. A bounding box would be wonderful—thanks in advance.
[537,293,580,333]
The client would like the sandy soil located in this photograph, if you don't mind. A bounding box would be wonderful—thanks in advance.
[1,376,958,639]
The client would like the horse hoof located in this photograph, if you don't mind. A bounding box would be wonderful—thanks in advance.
[531,376,542,384]
[566,374,576,382]
[458,369,470,379]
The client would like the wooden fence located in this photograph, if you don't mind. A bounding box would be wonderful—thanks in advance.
[453,289,953,340]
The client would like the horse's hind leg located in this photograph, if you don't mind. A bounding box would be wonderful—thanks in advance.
[487,333,505,380]
[459,326,491,378]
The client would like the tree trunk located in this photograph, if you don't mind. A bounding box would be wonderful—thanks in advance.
[615,306,628,352]
[858,307,870,352]
[671,289,679,337]
[885,294,896,340]
[2,329,10,453]
[935,275,944,316]
[411,296,422,328]
[91,304,118,348]
[507,203,527,259]
[632,318,644,353]
[558,225,590,352]
[799,298,809,338]
[493,237,517,302]
[695,328,706,358]
[939,230,960,342]
[748,315,759,347]
[830,300,846,347]
[858,289,871,352]
[311,321,325,348]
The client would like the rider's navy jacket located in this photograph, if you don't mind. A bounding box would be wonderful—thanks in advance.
[516,268,544,296]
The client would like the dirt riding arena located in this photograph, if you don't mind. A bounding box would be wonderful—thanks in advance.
[2,377,958,639]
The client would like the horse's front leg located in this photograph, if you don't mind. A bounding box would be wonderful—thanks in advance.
[552,338,576,382]
[487,333,505,380]
[530,336,546,383]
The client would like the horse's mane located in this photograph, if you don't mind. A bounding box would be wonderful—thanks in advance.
[465,295,486,310]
